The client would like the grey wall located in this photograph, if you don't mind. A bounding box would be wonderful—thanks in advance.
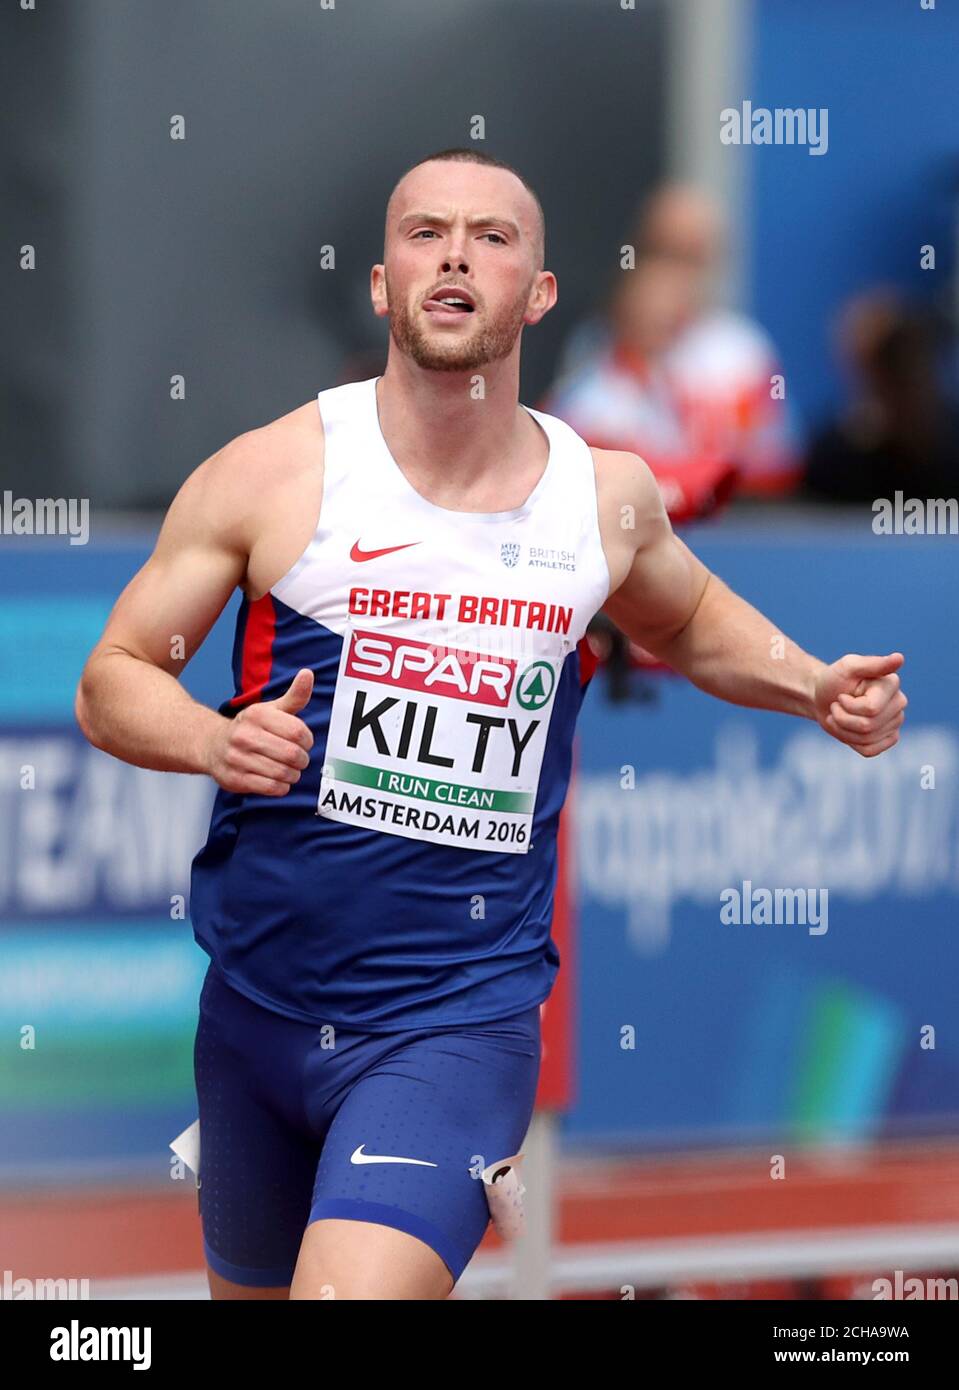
[4,0,666,508]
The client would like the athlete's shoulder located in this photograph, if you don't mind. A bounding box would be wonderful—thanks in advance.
[590,445,657,490]
[194,398,323,498]
[161,399,323,561]
[227,397,322,471]
[590,447,668,526]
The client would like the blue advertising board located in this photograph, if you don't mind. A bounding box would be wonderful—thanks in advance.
[0,543,229,1179]
[565,524,959,1148]
[1,521,957,1179]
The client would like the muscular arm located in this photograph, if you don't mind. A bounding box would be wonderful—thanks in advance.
[598,451,906,755]
[75,445,249,771]
[75,434,314,792]
[606,531,825,720]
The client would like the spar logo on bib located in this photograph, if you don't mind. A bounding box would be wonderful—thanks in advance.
[516,661,555,710]
[345,631,516,704]
[318,627,569,854]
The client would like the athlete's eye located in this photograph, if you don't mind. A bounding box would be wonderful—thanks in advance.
[412,229,439,239]
[482,232,507,245]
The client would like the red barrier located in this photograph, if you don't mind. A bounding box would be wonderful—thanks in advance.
[536,789,576,1110]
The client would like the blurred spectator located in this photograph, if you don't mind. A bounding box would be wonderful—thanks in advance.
[804,290,959,503]
[542,184,800,520]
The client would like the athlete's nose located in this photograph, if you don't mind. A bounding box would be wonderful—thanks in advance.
[441,223,470,274]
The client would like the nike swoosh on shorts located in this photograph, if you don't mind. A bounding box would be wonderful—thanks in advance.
[350,1144,437,1167]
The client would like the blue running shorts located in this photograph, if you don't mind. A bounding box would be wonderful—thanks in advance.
[193,960,542,1287]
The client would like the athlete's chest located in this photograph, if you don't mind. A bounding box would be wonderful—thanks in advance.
[275,475,593,653]
[296,500,587,856]
[260,386,610,855]
[262,486,590,854]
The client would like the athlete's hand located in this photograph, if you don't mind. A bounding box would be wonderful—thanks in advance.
[813,652,906,757]
[205,668,315,795]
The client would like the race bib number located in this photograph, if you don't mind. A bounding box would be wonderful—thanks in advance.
[317,626,568,854]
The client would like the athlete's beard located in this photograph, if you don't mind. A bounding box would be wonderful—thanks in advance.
[385,272,532,372]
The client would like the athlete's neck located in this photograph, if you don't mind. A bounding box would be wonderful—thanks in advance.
[374,357,546,512]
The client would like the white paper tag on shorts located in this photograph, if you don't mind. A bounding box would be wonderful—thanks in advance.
[170,1118,200,1176]
[482,1152,526,1239]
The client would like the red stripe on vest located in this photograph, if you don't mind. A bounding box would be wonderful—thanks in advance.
[229,594,276,708]
[577,634,600,686]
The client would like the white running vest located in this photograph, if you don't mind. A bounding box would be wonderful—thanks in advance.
[271,376,610,856]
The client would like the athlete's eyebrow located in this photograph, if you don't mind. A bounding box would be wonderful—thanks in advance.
[398,211,522,238]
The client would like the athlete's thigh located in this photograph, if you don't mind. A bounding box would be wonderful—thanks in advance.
[291,1006,542,1299]
[290,1219,452,1300]
[194,963,322,1295]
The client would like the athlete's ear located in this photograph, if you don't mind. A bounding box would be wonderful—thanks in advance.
[523,271,557,327]
[370,263,389,318]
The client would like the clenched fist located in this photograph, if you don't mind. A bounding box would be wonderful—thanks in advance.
[814,652,906,758]
[205,668,314,795]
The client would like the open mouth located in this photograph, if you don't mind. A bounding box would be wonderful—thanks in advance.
[422,288,476,315]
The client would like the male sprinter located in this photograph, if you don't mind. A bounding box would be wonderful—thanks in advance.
[75,149,907,1300]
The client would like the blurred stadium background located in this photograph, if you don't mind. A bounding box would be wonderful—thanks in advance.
[2,0,958,1299]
